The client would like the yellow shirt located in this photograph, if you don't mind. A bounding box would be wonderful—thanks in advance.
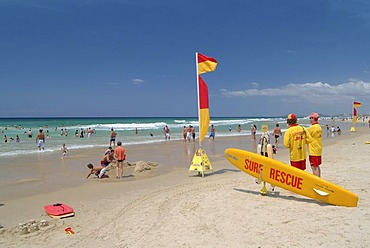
[307,122,322,156]
[283,124,313,162]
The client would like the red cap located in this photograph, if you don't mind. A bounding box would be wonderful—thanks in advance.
[308,112,319,119]
[287,113,297,120]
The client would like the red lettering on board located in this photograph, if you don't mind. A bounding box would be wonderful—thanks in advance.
[280,171,286,184]
[269,168,303,190]
[244,158,263,174]
[270,168,275,179]
[276,170,281,181]
[286,174,291,186]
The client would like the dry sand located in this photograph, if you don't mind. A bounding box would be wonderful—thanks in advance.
[1,126,370,247]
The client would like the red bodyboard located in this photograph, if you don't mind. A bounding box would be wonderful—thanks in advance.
[44,203,74,217]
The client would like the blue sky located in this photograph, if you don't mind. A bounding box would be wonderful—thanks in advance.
[1,0,370,117]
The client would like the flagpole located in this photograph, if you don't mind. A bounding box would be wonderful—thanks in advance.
[195,52,201,147]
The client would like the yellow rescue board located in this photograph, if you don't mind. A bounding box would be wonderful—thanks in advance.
[365,141,370,144]
[224,148,358,207]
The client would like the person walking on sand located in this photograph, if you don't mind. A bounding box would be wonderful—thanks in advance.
[36,129,45,150]
[209,124,216,141]
[61,143,68,158]
[283,113,313,170]
[272,123,282,147]
[307,112,322,177]
[190,125,195,142]
[114,141,126,179]
[251,124,257,140]
[182,126,187,143]
[110,128,117,146]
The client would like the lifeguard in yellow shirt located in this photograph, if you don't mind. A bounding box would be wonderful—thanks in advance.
[283,113,313,170]
[307,112,322,177]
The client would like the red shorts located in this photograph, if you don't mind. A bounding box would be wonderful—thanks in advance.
[309,156,322,167]
[291,160,306,170]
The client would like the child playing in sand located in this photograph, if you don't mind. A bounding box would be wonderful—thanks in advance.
[86,163,109,179]
[61,144,68,158]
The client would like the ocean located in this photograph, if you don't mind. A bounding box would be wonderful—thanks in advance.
[0,116,345,158]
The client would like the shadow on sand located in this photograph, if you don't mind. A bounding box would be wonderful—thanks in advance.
[234,188,331,206]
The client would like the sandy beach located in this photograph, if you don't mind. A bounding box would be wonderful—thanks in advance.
[1,125,370,247]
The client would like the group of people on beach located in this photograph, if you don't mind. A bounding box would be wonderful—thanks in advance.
[182,125,195,142]
[86,140,127,179]
[253,113,323,177]
[3,135,20,143]
[283,112,323,177]
[2,127,35,143]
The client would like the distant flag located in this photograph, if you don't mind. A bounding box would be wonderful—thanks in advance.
[198,75,210,143]
[353,101,362,108]
[353,101,361,124]
[198,53,218,74]
[353,107,358,124]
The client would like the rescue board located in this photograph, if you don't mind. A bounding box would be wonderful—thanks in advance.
[365,141,370,144]
[224,148,358,207]
[44,203,75,219]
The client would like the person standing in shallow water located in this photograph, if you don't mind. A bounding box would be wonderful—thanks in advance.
[164,125,170,140]
[36,129,45,150]
[27,129,32,138]
[110,128,117,146]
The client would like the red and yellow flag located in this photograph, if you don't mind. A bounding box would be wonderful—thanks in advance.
[353,102,361,124]
[353,101,362,108]
[198,75,210,143]
[198,53,218,74]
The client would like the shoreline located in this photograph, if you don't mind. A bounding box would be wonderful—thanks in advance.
[1,124,369,247]
[0,123,364,202]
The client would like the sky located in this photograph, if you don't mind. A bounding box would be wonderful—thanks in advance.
[1,0,370,118]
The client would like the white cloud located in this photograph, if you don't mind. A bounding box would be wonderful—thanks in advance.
[220,79,370,104]
[329,0,370,21]
[130,78,145,85]
[285,49,296,54]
